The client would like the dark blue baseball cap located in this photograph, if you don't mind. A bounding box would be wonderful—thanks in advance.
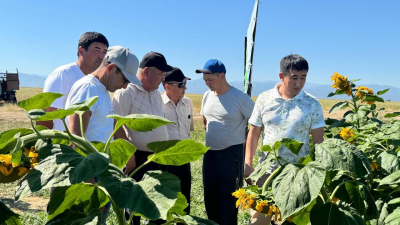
[195,59,226,74]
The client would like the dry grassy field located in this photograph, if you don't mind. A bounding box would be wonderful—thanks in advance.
[1,87,400,224]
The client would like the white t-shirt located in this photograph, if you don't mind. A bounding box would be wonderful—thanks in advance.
[249,83,325,170]
[65,75,114,143]
[43,62,85,131]
[112,83,168,152]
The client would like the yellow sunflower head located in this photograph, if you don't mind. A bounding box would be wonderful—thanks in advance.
[0,165,14,176]
[255,201,269,213]
[331,72,352,96]
[355,86,375,104]
[232,189,246,198]
[370,162,379,171]
[0,154,12,166]
[17,167,29,177]
[339,128,354,141]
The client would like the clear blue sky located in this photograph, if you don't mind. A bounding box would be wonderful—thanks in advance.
[1,0,399,87]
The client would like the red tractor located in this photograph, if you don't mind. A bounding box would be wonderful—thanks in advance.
[0,69,19,104]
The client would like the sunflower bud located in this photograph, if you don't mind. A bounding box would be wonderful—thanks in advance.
[355,86,375,105]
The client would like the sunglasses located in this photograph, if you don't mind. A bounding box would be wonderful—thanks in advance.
[166,82,186,88]
[116,67,129,84]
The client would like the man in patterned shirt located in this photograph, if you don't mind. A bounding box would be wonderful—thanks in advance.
[162,67,194,215]
[112,51,172,225]
[244,54,325,225]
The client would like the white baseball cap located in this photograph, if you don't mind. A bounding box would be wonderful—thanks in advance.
[106,46,141,85]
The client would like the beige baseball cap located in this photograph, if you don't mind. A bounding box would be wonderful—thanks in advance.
[106,46,141,85]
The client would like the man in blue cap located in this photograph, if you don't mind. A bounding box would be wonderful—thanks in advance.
[196,59,255,225]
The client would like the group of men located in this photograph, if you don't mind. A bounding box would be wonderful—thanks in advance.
[40,31,325,225]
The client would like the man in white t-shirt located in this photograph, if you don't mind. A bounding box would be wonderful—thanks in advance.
[65,46,140,224]
[244,54,325,225]
[112,51,172,225]
[39,32,109,131]
[65,46,141,142]
[162,67,194,215]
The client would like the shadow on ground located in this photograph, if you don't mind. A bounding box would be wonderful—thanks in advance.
[1,197,45,213]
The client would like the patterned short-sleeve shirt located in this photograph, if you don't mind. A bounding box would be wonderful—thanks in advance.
[249,83,325,166]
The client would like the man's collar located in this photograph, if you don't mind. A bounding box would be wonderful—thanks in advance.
[273,83,283,99]
[273,83,304,100]
[162,92,186,105]
[162,92,172,104]
[130,83,155,94]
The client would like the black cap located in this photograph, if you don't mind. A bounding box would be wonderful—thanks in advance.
[165,67,191,83]
[139,51,172,72]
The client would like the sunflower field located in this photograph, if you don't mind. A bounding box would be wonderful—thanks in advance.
[235,73,400,225]
[0,93,217,225]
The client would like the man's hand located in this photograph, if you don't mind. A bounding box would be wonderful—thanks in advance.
[124,154,136,175]
[244,163,254,185]
[202,116,207,130]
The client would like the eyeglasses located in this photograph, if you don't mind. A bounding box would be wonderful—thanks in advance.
[166,82,186,88]
[116,67,129,84]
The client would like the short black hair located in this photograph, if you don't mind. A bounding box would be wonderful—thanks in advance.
[77,32,109,56]
[280,54,309,75]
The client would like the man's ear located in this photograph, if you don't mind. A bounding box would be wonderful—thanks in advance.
[143,67,150,76]
[279,72,284,81]
[77,46,85,56]
[220,72,226,80]
[106,63,115,73]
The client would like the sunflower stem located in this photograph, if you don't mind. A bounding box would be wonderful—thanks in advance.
[330,180,359,200]
[19,130,95,154]
[129,155,155,178]
[320,187,331,203]
[30,119,40,136]
[350,91,361,132]
[262,165,284,195]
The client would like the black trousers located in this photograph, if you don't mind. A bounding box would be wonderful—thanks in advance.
[202,144,244,225]
[166,163,192,215]
[126,150,166,225]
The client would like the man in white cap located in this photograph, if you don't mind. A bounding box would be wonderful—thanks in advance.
[65,45,140,224]
[162,67,194,215]
[66,46,140,142]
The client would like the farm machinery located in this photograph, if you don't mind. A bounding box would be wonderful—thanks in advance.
[0,69,19,104]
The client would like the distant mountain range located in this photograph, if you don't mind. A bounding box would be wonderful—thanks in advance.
[18,73,398,101]
[19,73,47,88]
[185,79,398,101]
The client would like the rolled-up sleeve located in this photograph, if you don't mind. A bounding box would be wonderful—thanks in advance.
[112,89,131,116]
